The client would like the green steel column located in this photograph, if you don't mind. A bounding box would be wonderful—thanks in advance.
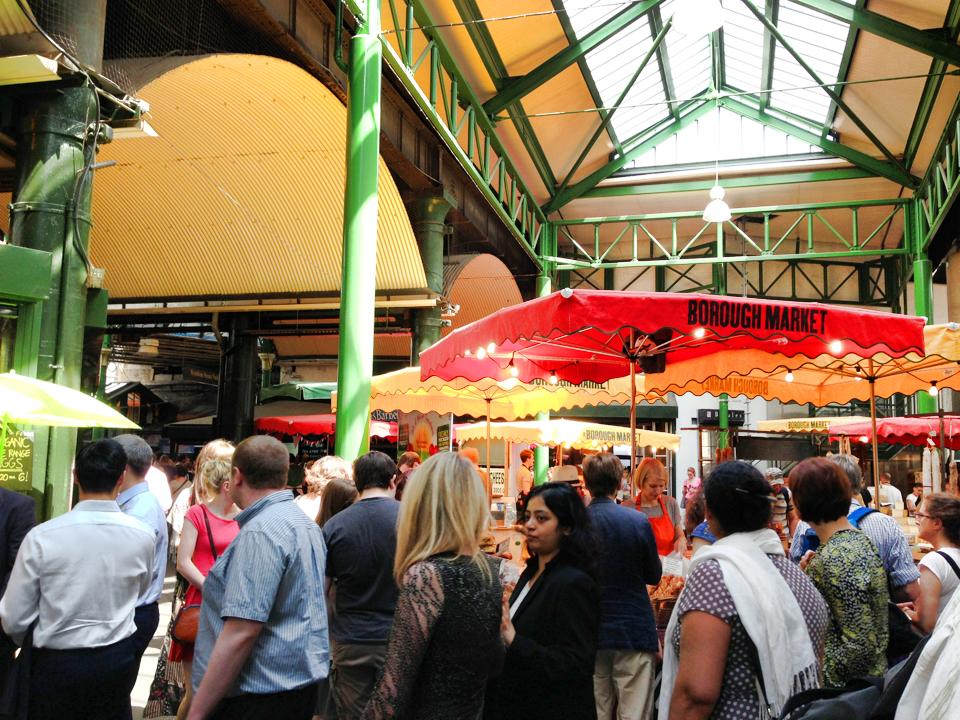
[909,201,937,413]
[411,193,453,360]
[718,394,730,451]
[335,0,383,461]
[534,226,555,485]
[216,315,258,443]
[11,85,100,519]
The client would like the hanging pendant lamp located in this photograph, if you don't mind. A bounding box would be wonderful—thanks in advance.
[703,105,731,223]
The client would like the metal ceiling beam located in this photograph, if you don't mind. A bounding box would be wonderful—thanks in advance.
[826,0,866,132]
[451,0,557,191]
[482,0,666,117]
[722,97,920,187]
[545,100,716,212]
[554,18,672,199]
[792,0,960,67]
[903,0,960,169]
[759,0,779,112]
[581,167,876,198]
[741,0,909,176]
[649,8,679,120]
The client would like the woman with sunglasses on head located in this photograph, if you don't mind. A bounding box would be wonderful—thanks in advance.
[907,494,960,633]
[485,482,601,720]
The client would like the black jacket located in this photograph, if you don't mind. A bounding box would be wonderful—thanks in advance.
[484,553,600,720]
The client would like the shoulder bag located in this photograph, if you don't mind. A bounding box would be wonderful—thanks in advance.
[171,507,219,645]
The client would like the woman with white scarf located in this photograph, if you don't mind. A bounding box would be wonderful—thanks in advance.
[660,461,830,720]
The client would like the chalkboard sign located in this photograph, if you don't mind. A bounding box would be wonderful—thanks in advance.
[0,429,33,492]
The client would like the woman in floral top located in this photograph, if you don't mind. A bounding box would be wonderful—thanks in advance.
[790,458,889,687]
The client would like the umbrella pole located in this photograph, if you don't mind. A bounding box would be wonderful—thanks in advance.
[938,401,946,494]
[629,330,637,496]
[485,398,492,507]
[869,376,882,508]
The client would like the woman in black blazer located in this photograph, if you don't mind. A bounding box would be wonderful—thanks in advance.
[485,482,601,720]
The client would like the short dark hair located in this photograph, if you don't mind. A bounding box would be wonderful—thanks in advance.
[527,482,598,580]
[704,461,773,535]
[233,436,290,489]
[75,439,127,494]
[790,457,852,524]
[912,482,923,490]
[354,451,398,492]
[520,449,534,463]
[583,453,621,497]
[113,434,153,476]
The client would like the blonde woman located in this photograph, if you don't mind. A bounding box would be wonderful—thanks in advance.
[361,453,504,719]
[296,455,352,520]
[170,456,241,720]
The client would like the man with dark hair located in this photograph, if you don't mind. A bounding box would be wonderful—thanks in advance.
[322,451,400,720]
[906,481,924,517]
[790,454,920,601]
[0,486,35,680]
[189,435,329,720]
[0,439,153,719]
[584,452,661,720]
[114,433,169,667]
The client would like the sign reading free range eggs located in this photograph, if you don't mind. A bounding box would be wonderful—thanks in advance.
[0,429,33,492]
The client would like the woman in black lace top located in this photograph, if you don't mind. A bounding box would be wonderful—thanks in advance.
[361,452,504,720]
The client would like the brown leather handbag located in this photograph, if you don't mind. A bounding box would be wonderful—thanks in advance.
[170,507,218,645]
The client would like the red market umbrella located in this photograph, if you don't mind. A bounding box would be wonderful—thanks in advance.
[420,289,926,477]
[829,416,960,451]
[255,413,398,441]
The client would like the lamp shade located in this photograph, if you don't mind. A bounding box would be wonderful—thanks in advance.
[702,184,731,222]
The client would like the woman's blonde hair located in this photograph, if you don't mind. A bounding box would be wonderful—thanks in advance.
[193,439,234,503]
[394,452,492,585]
[632,456,666,495]
[305,455,353,494]
[200,457,233,497]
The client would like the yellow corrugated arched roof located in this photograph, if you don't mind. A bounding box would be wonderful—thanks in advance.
[89,54,427,300]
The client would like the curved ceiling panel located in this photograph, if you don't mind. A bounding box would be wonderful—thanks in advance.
[90,53,427,300]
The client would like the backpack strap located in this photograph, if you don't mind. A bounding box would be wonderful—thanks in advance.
[935,550,960,581]
[848,506,877,528]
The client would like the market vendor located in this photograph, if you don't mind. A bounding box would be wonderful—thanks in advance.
[634,458,685,556]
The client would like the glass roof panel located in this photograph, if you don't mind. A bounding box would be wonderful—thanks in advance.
[623,106,821,170]
[563,1,671,145]
[660,0,712,102]
[768,0,852,122]
[722,1,765,94]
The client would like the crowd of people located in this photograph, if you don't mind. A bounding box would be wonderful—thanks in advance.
[1,437,960,719]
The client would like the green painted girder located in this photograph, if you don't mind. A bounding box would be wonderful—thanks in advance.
[378,0,545,262]
[723,97,920,188]
[826,0,866,133]
[451,0,557,191]
[903,0,960,169]
[792,0,960,67]
[581,167,876,199]
[915,97,960,250]
[554,18,672,197]
[482,0,666,117]
[759,0,779,112]
[649,8,679,120]
[740,0,907,175]
[545,100,716,212]
[0,244,53,302]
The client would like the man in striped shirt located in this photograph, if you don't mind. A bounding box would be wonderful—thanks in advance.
[189,436,329,720]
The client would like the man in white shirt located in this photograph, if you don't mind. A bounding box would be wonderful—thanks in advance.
[0,438,154,720]
[879,472,904,508]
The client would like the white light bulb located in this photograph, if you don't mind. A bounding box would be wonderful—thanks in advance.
[829,340,843,354]
[929,383,939,397]
[476,347,487,360]
[549,372,559,385]
[693,327,707,339]
[509,364,519,378]
[784,372,795,383]
[486,342,496,354]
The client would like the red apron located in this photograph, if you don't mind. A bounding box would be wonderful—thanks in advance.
[642,495,676,556]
